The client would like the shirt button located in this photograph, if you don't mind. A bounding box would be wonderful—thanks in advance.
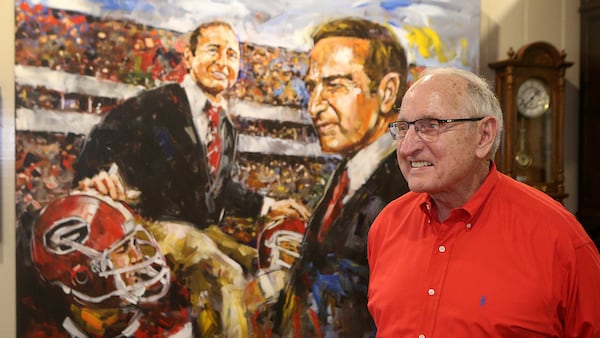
[438,245,446,253]
[466,223,472,229]
[419,334,426,338]
[427,288,435,296]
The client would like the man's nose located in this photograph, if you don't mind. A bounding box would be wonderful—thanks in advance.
[128,246,142,264]
[215,50,227,66]
[397,125,423,154]
[308,84,326,118]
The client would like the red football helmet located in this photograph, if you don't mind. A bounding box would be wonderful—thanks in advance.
[31,192,170,308]
[257,216,307,270]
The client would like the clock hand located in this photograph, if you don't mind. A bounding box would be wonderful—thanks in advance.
[525,88,541,108]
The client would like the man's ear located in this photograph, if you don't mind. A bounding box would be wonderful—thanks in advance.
[378,72,400,115]
[475,116,497,159]
[183,46,193,70]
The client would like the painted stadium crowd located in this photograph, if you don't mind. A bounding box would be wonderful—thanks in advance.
[15,1,310,108]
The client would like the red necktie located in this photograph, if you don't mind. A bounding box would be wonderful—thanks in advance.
[318,168,349,243]
[206,104,222,180]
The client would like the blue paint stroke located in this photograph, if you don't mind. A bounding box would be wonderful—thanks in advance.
[380,0,414,11]
[89,0,155,12]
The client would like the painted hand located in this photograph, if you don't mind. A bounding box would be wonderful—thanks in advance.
[268,198,311,221]
[77,163,141,204]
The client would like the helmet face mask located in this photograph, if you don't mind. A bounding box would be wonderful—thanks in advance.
[98,225,170,305]
[258,216,306,270]
[265,229,302,268]
[31,194,170,308]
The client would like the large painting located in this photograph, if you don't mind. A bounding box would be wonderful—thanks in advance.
[15,0,479,337]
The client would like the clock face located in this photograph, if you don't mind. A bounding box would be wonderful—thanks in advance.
[517,78,550,118]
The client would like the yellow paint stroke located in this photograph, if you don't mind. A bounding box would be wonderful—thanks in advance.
[460,38,469,66]
[404,23,467,65]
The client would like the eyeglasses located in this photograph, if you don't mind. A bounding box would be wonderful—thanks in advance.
[388,117,485,142]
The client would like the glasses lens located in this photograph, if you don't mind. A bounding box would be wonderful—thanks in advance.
[389,122,408,140]
[415,119,440,141]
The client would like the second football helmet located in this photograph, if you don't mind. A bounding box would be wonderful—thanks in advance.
[257,216,306,270]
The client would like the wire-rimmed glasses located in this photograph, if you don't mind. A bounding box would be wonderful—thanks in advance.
[388,117,485,142]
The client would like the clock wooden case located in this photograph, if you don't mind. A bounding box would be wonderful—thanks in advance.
[489,41,572,203]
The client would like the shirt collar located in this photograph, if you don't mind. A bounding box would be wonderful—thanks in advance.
[180,74,227,118]
[461,161,500,219]
[419,162,501,227]
[346,132,396,198]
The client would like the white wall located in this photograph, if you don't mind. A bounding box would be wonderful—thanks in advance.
[0,0,582,336]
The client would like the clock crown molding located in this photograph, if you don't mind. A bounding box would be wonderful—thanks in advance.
[489,41,573,70]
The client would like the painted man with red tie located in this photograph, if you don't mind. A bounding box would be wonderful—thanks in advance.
[74,21,307,229]
[72,20,309,337]
[270,18,410,337]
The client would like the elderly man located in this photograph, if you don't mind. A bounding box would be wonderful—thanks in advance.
[368,67,600,337]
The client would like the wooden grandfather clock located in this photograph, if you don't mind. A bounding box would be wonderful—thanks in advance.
[489,41,573,203]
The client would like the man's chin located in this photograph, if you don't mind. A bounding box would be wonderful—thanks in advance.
[200,82,228,96]
[406,181,429,193]
[320,141,342,155]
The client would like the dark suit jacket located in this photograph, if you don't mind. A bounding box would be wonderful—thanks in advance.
[276,151,409,337]
[73,84,264,228]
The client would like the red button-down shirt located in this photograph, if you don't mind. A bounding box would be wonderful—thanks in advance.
[368,164,600,338]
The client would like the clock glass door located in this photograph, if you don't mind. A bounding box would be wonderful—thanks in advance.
[514,100,553,192]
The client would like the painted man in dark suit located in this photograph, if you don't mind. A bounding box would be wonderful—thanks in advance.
[74,21,307,229]
[272,17,410,337]
[73,20,310,337]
